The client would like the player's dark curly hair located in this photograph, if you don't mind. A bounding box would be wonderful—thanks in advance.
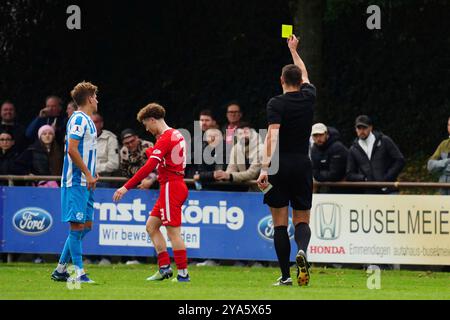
[137,103,166,122]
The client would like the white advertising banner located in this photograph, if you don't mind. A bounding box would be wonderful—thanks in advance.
[308,194,450,265]
[99,224,200,249]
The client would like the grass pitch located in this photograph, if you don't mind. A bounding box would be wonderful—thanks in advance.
[0,263,449,300]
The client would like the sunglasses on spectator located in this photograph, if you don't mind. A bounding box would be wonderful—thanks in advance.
[0,138,13,142]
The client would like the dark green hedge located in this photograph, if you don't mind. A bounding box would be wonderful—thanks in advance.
[321,0,450,157]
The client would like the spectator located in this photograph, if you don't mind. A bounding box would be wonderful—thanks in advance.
[427,116,450,195]
[16,125,63,186]
[0,131,21,185]
[214,122,263,191]
[346,115,405,194]
[66,101,76,118]
[310,123,349,193]
[222,102,242,160]
[91,113,119,187]
[187,109,218,178]
[64,101,77,128]
[199,109,218,132]
[120,128,156,189]
[193,128,226,190]
[0,101,27,153]
[26,96,66,145]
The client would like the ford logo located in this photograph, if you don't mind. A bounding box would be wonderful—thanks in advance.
[257,215,294,241]
[12,207,53,235]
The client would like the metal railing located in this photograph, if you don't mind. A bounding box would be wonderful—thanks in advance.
[1,175,450,189]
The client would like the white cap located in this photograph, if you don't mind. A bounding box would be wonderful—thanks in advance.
[311,123,328,135]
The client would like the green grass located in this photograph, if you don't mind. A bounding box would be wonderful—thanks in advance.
[0,263,449,300]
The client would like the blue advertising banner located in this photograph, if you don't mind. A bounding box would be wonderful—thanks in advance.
[0,187,297,261]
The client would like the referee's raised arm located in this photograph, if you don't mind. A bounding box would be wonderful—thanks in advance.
[287,35,310,84]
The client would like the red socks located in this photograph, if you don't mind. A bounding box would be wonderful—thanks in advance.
[173,250,188,270]
[158,251,171,268]
[157,250,187,270]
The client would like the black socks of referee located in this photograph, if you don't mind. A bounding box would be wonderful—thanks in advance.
[274,226,291,280]
[295,222,311,254]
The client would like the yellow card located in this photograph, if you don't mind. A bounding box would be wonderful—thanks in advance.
[281,24,293,38]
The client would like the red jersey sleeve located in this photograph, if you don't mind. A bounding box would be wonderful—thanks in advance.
[147,135,172,162]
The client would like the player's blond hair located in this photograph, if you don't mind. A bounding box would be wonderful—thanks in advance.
[71,81,98,107]
[137,103,166,122]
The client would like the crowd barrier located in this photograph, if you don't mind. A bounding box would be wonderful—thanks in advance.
[1,180,449,265]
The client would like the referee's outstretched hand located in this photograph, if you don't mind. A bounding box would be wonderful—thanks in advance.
[257,170,269,191]
[287,34,299,51]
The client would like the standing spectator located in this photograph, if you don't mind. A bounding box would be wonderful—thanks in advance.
[427,116,450,195]
[16,125,63,186]
[120,129,156,189]
[187,109,218,178]
[193,128,226,190]
[0,131,21,185]
[346,115,405,194]
[215,122,263,191]
[310,123,349,193]
[26,96,66,145]
[0,101,27,153]
[222,102,242,161]
[91,113,119,187]
[199,109,217,132]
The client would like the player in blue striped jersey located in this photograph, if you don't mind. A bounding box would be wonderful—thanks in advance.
[51,82,99,284]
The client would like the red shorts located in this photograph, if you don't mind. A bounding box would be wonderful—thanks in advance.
[150,180,188,227]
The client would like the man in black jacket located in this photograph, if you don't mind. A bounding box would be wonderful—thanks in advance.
[346,115,405,194]
[310,123,348,193]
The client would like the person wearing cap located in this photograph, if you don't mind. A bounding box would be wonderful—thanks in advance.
[310,123,348,193]
[346,115,405,194]
[16,124,63,180]
[119,128,156,189]
[91,113,119,187]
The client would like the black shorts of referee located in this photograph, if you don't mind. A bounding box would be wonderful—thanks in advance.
[263,153,312,210]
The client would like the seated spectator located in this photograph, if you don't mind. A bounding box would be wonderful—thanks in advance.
[193,128,227,190]
[26,96,66,145]
[91,113,119,187]
[16,125,63,186]
[310,123,349,193]
[214,122,263,191]
[346,115,405,194]
[120,128,156,189]
[1,101,27,153]
[427,116,450,195]
[0,131,21,185]
[66,101,76,118]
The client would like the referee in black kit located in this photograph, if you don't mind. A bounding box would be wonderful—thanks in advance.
[257,34,315,286]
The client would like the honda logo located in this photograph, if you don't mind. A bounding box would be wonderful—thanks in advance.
[314,203,341,240]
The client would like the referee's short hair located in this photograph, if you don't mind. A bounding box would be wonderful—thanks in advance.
[281,64,302,87]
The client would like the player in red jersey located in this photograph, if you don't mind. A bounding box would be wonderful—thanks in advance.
[113,103,190,282]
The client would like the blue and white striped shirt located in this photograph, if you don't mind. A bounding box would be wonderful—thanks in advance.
[61,111,97,188]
